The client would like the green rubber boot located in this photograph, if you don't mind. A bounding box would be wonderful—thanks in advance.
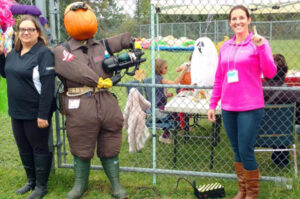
[16,153,36,194]
[100,156,129,199]
[67,156,90,199]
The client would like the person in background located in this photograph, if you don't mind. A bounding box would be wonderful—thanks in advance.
[176,53,192,86]
[208,5,276,199]
[155,58,187,144]
[176,53,192,131]
[263,53,300,167]
[0,15,55,199]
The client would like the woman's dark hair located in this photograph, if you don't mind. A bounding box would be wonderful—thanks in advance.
[228,5,250,21]
[14,15,48,52]
[272,53,288,82]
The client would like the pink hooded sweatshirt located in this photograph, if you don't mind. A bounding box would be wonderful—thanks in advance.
[209,32,277,111]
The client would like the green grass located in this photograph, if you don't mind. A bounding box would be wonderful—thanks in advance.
[0,77,8,114]
[270,39,300,70]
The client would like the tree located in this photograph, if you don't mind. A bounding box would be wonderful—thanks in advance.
[135,0,151,24]
[89,0,128,38]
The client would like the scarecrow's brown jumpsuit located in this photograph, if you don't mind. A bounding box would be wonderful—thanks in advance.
[54,33,131,160]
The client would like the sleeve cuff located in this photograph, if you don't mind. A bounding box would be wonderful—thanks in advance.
[256,40,267,52]
[37,113,49,120]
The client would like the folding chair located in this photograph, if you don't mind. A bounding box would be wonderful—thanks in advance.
[255,103,298,176]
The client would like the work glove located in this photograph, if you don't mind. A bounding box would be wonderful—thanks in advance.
[97,77,112,88]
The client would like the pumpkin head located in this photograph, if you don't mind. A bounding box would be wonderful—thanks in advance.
[64,2,97,40]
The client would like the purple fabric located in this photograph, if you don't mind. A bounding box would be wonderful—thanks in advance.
[10,4,48,26]
[39,16,47,26]
[10,4,42,16]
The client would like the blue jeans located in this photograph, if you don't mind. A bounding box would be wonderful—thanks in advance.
[222,108,264,170]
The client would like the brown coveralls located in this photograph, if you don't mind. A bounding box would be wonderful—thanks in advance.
[54,33,131,160]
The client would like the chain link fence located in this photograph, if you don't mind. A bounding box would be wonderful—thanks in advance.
[137,19,300,42]
[1,0,300,198]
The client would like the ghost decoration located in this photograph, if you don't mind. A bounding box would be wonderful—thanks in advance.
[190,37,218,87]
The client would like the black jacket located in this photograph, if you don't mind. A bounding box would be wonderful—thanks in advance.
[0,42,56,120]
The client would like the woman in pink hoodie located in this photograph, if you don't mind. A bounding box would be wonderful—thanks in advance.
[208,5,276,199]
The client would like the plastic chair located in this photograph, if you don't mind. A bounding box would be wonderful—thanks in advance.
[255,103,298,176]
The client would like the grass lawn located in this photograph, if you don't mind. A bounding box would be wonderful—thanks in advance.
[270,39,300,70]
[0,77,8,114]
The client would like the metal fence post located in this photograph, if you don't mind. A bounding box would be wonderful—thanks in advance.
[150,3,157,185]
[270,21,273,42]
[49,0,57,45]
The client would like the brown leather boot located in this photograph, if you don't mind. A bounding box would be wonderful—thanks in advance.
[232,162,246,199]
[244,168,260,199]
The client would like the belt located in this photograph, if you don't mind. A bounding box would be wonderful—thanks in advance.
[67,86,107,97]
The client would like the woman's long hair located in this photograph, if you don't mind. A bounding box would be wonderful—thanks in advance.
[155,58,167,75]
[14,15,48,52]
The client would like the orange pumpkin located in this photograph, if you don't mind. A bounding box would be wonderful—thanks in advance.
[181,71,191,85]
[64,2,97,40]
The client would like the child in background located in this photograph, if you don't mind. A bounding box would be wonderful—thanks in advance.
[176,53,193,130]
[155,58,187,144]
[176,53,192,85]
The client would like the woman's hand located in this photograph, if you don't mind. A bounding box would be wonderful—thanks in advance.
[37,118,49,128]
[252,26,264,46]
[207,109,216,122]
[0,40,4,55]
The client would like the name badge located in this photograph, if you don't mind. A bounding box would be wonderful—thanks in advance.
[68,99,80,109]
[227,70,239,83]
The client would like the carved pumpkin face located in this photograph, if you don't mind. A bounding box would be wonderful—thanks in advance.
[64,2,97,40]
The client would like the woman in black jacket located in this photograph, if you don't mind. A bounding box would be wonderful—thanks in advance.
[263,54,300,167]
[0,15,55,199]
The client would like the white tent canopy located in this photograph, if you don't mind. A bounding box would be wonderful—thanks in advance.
[156,4,232,15]
[152,0,300,15]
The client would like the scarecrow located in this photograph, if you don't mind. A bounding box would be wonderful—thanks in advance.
[54,1,144,199]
